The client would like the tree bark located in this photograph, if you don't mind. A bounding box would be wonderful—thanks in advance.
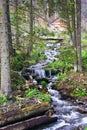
[72,0,78,72]
[14,0,19,45]
[27,0,33,55]
[0,0,12,97]
[6,0,14,55]
[76,0,82,71]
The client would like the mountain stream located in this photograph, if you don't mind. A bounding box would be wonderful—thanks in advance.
[25,42,87,130]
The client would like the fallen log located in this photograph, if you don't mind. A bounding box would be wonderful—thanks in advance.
[0,102,52,127]
[40,37,63,42]
[0,115,57,130]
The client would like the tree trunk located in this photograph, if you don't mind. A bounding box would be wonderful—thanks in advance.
[14,0,19,45]
[6,0,14,55]
[0,0,12,97]
[72,0,78,72]
[27,0,33,55]
[66,0,73,46]
[76,0,82,71]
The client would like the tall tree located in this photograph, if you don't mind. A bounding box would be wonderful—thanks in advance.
[0,0,12,97]
[76,0,82,71]
[14,0,19,45]
[6,0,14,55]
[27,0,33,54]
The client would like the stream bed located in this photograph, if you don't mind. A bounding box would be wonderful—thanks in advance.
[25,42,87,130]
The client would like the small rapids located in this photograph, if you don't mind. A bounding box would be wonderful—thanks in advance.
[25,42,87,130]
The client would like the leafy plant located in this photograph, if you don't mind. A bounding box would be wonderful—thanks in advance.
[74,87,87,97]
[40,81,47,87]
[57,72,67,81]
[25,88,51,102]
[0,97,7,104]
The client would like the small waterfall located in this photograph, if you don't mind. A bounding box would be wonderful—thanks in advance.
[34,69,46,78]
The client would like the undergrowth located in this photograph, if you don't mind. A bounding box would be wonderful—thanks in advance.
[25,88,51,102]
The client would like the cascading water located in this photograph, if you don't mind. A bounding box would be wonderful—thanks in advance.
[25,42,87,130]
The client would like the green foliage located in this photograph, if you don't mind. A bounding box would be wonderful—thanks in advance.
[58,47,74,71]
[0,12,3,17]
[10,13,15,24]
[84,127,87,130]
[70,82,87,97]
[82,31,87,45]
[37,27,55,37]
[82,50,87,70]
[48,61,64,71]
[28,42,46,64]
[40,81,47,87]
[73,87,87,97]
[11,70,25,90]
[11,53,25,71]
[39,27,47,36]
[82,39,87,45]
[57,72,67,81]
[25,88,51,102]
[47,46,73,72]
[0,97,7,104]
